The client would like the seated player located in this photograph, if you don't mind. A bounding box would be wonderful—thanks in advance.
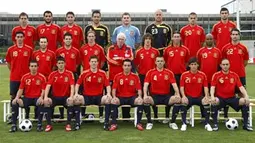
[73,55,112,130]
[170,57,212,131]
[210,58,253,131]
[43,56,80,132]
[108,59,144,131]
[143,56,181,130]
[10,60,46,132]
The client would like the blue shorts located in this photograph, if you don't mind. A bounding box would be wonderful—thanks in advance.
[217,97,241,111]
[152,95,171,105]
[186,96,203,109]
[10,81,20,97]
[118,96,136,106]
[22,97,38,108]
[51,96,68,107]
[235,77,246,93]
[84,95,102,105]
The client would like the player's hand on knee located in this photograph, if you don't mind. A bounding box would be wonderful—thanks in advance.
[17,99,23,107]
[143,96,152,104]
[181,96,188,105]
[211,96,218,105]
[202,96,210,105]
[245,98,250,106]
[67,97,74,106]
[135,96,143,105]
[102,95,112,104]
[12,98,19,105]
[36,97,44,106]
[44,97,52,107]
[111,97,120,105]
[74,95,84,105]
[173,95,181,104]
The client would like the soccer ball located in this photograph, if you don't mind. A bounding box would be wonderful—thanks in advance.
[225,118,239,130]
[19,119,33,132]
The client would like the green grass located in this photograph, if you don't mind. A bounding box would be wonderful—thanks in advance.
[0,65,255,143]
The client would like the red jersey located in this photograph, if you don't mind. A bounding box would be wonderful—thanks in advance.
[112,72,141,98]
[80,43,106,70]
[56,47,80,72]
[36,23,61,52]
[19,73,46,98]
[180,25,205,57]
[211,20,236,50]
[211,71,242,99]
[197,47,222,83]
[144,68,176,95]
[47,70,74,97]
[33,49,56,77]
[61,24,84,49]
[107,44,133,80]
[5,45,33,81]
[180,71,208,98]
[77,69,109,96]
[12,25,37,49]
[164,45,190,74]
[222,43,249,77]
[134,47,159,75]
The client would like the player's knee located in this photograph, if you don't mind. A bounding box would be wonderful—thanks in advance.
[134,98,143,105]
[181,98,189,105]
[74,95,84,105]
[66,97,74,106]
[170,96,181,105]
[239,98,245,105]
[17,99,24,107]
[202,97,210,105]
[44,99,52,107]
[144,96,153,105]
[111,98,120,105]
[101,96,112,104]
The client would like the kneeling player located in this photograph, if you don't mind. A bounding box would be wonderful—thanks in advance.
[74,55,112,130]
[108,59,144,131]
[171,57,212,131]
[211,59,253,131]
[44,56,79,132]
[143,56,181,130]
[10,60,46,132]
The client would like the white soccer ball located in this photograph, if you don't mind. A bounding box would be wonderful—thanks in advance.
[225,118,238,130]
[19,119,33,132]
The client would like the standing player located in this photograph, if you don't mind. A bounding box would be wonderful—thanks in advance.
[212,7,236,50]
[43,56,79,132]
[145,9,172,56]
[163,32,190,123]
[61,11,84,49]
[221,28,249,119]
[180,12,205,58]
[9,60,46,132]
[173,57,212,131]
[6,31,33,122]
[210,59,252,131]
[108,59,144,131]
[79,30,106,121]
[12,12,37,49]
[33,37,56,78]
[143,56,181,130]
[36,10,61,52]
[74,55,112,130]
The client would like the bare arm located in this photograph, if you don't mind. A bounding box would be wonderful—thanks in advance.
[204,87,209,98]
[172,83,180,96]
[7,63,11,70]
[15,89,24,99]
[180,87,186,97]
[75,84,80,95]
[143,82,149,97]
[210,86,216,98]
[244,60,248,67]
[239,86,249,99]
[70,85,74,97]
[137,89,142,98]
[105,85,111,96]
[44,84,51,98]
[112,89,116,98]
[40,90,45,98]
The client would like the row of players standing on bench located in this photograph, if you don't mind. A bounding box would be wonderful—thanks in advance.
[8,8,247,125]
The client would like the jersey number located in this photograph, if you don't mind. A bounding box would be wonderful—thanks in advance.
[227,49,233,55]
[25,79,31,85]
[120,79,124,85]
[152,29,158,35]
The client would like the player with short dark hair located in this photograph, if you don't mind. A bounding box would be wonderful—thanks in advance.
[74,55,112,130]
[61,11,84,49]
[12,12,37,49]
[143,56,181,130]
[173,57,212,131]
[108,59,144,131]
[163,32,190,123]
[180,12,205,58]
[36,10,61,52]
[145,9,172,56]
[43,56,78,132]
[210,59,253,131]
[9,60,46,132]
[212,7,236,50]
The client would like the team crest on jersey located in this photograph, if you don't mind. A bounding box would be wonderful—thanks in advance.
[130,30,134,36]
[230,78,234,83]
[163,28,167,34]
[129,80,134,85]
[64,76,69,82]
[197,30,201,35]
[13,51,18,57]
[164,75,169,80]
[40,29,45,34]
[197,78,202,83]
[180,51,184,56]
[98,77,102,83]
[27,31,32,36]
[213,53,218,58]
[73,30,77,35]
[238,49,243,54]
[36,79,41,85]
[94,50,99,55]
[219,77,224,83]
[23,51,28,56]
[46,56,50,61]
[71,53,75,59]
[100,31,104,36]
[151,53,155,58]
[51,29,56,34]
